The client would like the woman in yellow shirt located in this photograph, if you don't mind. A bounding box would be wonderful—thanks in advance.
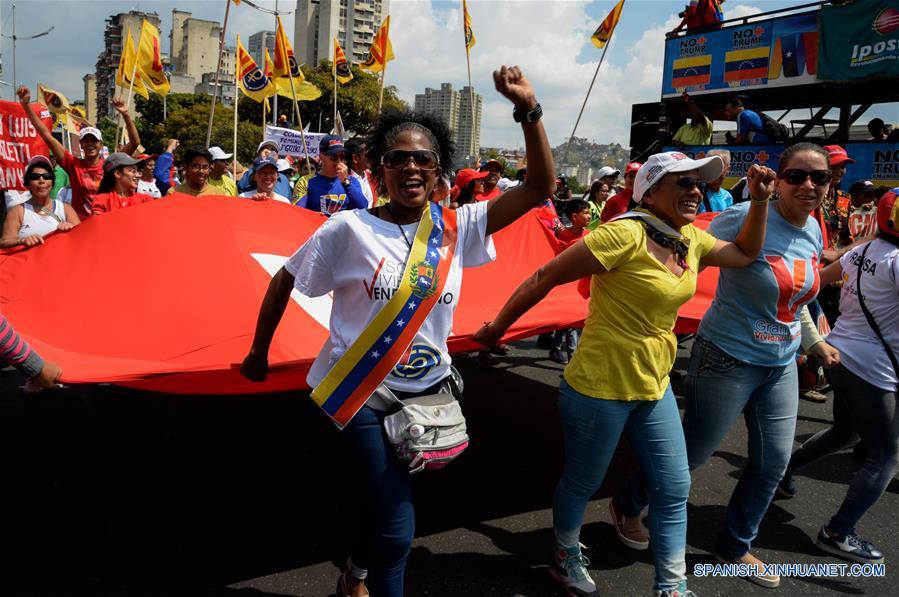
[475,152,776,597]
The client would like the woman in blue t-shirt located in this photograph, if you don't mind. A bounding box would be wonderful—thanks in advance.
[614,143,841,589]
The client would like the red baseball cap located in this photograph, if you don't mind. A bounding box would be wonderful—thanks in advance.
[823,145,855,166]
[454,168,490,189]
[877,188,899,239]
[625,162,643,175]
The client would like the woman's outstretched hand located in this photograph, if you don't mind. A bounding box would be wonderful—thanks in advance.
[493,65,537,111]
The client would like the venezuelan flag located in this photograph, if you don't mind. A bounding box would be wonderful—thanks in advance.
[671,55,712,88]
[724,47,770,82]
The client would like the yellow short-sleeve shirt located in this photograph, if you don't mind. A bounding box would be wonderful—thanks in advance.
[564,218,718,401]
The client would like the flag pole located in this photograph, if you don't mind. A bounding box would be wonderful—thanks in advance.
[118,56,140,149]
[465,49,475,162]
[563,40,610,166]
[333,42,338,129]
[286,69,312,173]
[205,0,233,148]
[378,68,386,113]
[233,37,240,178]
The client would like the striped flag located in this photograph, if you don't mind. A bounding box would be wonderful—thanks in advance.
[360,16,396,72]
[333,38,354,84]
[236,36,276,102]
[463,0,476,52]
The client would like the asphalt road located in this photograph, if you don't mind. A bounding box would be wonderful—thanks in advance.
[0,338,895,597]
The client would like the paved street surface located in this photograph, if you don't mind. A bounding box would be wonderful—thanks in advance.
[0,338,895,596]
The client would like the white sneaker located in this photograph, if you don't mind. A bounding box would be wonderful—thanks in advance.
[550,544,600,596]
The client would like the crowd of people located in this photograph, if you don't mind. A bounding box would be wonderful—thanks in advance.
[1,65,897,597]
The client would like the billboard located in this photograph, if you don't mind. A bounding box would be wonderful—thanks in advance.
[662,12,818,98]
[818,0,899,81]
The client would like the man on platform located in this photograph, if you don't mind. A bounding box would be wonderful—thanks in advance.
[672,92,713,147]
[296,135,367,216]
[724,98,770,145]
[18,86,141,218]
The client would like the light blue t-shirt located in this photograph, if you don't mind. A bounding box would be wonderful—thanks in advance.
[696,187,733,213]
[698,202,823,367]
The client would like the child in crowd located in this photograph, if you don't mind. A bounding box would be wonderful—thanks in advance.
[550,199,591,364]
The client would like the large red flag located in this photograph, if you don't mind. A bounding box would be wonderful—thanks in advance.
[0,198,718,393]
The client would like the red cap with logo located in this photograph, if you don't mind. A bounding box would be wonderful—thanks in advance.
[454,168,490,190]
[625,162,643,175]
[877,188,899,239]
[822,145,855,166]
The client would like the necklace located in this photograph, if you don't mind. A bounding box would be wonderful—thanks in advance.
[384,202,414,251]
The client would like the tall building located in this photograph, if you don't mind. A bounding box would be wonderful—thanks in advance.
[456,86,483,161]
[169,10,234,83]
[195,72,236,107]
[294,0,389,68]
[414,83,482,165]
[248,30,276,66]
[82,74,97,124]
[94,10,162,118]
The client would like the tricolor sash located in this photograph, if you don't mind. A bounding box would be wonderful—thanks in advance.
[311,202,458,428]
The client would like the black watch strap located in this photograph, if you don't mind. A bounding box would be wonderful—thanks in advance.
[513,103,542,124]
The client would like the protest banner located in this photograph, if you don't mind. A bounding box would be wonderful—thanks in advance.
[264,125,325,159]
[819,0,899,81]
[0,100,53,190]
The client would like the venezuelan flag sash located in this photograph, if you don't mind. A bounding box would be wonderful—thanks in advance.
[311,202,458,428]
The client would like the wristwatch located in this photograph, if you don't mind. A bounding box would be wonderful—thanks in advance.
[513,102,543,124]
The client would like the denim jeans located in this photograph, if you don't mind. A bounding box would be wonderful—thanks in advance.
[343,405,415,597]
[615,336,798,560]
[786,363,899,536]
[551,328,579,353]
[553,379,689,591]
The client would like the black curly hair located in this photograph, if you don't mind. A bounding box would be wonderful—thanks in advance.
[367,108,455,193]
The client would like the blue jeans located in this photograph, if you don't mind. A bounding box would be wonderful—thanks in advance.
[553,379,689,591]
[343,405,415,597]
[551,328,579,353]
[786,363,899,537]
[616,336,798,560]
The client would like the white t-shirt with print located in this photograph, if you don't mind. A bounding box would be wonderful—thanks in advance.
[284,201,495,394]
[239,190,291,204]
[137,179,162,199]
[827,238,899,391]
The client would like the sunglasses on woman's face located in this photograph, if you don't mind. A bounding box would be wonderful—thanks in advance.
[672,176,705,192]
[26,173,54,182]
[779,169,833,186]
[381,149,440,171]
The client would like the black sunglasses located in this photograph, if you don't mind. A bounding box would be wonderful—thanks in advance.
[780,169,832,186]
[381,149,440,171]
[25,172,54,182]
[672,176,705,191]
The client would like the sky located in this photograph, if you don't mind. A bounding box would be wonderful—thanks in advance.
[1,0,896,151]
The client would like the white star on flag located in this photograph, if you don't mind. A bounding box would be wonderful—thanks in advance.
[371,350,380,358]
[396,319,406,327]
[431,238,439,245]
[786,51,792,58]
[384,336,393,344]
[408,301,417,309]
[429,250,437,258]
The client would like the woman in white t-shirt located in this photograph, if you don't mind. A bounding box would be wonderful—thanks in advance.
[238,155,292,204]
[1,155,79,249]
[781,188,899,566]
[240,66,555,597]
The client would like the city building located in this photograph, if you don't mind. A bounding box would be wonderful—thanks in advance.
[169,74,198,95]
[248,30,276,66]
[294,0,389,68]
[82,74,97,124]
[94,10,162,118]
[414,83,482,166]
[195,72,236,107]
[170,10,235,83]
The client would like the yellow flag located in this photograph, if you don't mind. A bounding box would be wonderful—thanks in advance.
[136,20,170,96]
[360,16,395,73]
[116,26,150,99]
[273,16,303,81]
[591,0,625,48]
[38,84,71,114]
[333,38,354,84]
[463,0,476,52]
[237,36,276,102]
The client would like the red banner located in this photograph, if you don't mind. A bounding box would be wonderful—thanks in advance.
[0,197,719,393]
[0,100,53,190]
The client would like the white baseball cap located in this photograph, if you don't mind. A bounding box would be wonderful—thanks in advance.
[79,127,103,142]
[596,166,620,179]
[276,158,292,173]
[633,151,724,203]
[208,146,233,161]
